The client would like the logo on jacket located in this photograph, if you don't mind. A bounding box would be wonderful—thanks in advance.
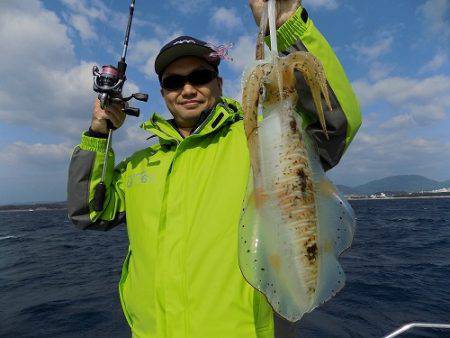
[126,171,150,188]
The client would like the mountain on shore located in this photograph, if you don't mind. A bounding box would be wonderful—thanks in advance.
[336,185,358,195]
[338,175,450,195]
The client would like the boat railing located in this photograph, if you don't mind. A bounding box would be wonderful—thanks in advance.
[383,322,450,338]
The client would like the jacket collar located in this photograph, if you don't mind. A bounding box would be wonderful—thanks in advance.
[140,97,242,145]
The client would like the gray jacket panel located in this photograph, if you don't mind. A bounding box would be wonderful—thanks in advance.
[67,146,125,231]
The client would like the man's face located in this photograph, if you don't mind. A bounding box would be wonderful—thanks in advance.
[160,56,223,128]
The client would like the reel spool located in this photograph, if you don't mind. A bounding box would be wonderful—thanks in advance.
[92,65,147,118]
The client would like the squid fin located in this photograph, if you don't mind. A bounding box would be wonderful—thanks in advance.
[303,130,355,306]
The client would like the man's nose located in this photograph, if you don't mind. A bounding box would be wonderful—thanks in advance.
[181,82,197,97]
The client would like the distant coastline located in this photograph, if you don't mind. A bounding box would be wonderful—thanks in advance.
[337,174,450,196]
[2,174,450,210]
[1,191,450,212]
[348,194,450,201]
[347,190,450,200]
[0,202,67,213]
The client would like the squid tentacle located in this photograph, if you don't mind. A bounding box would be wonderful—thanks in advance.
[242,65,267,179]
[284,52,332,139]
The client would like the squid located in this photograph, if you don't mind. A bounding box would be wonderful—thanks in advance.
[239,1,356,322]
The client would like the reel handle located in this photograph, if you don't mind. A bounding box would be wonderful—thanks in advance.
[133,93,148,102]
[123,107,140,117]
[122,92,149,102]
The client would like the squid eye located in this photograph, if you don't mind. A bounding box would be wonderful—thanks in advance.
[259,85,266,100]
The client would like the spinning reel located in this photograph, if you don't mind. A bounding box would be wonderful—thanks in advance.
[92,64,148,124]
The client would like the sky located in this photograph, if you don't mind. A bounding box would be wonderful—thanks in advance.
[0,0,449,204]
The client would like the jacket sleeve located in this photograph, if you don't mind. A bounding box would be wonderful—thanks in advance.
[67,132,126,231]
[267,6,362,171]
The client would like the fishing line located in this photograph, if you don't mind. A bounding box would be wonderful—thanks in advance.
[268,0,278,55]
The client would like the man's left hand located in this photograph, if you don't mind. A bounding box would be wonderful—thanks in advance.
[248,0,301,29]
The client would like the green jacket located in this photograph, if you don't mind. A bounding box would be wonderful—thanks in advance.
[67,7,361,338]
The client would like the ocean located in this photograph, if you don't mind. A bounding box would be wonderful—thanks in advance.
[1,198,449,337]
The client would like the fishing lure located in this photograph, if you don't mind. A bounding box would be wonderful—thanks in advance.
[238,0,355,322]
[205,42,234,62]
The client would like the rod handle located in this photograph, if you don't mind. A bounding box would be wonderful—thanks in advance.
[93,182,106,212]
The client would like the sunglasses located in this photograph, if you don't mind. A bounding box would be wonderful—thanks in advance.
[161,69,218,91]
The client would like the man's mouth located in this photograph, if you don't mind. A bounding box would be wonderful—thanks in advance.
[180,100,202,107]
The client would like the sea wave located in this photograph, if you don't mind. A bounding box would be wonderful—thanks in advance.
[0,235,17,240]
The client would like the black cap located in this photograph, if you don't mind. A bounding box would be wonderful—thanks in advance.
[154,35,220,79]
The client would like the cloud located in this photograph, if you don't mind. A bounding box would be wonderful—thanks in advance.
[168,0,210,14]
[329,128,450,186]
[60,0,107,40]
[0,59,96,137]
[333,70,450,185]
[407,102,447,123]
[353,74,450,130]
[229,35,256,72]
[0,141,73,204]
[210,7,243,30]
[353,75,450,107]
[128,29,183,80]
[61,0,149,40]
[380,114,415,129]
[420,51,448,73]
[0,1,85,135]
[368,62,394,81]
[305,0,339,10]
[68,14,97,40]
[223,76,243,102]
[0,0,141,140]
[113,124,150,159]
[352,32,394,61]
[0,142,72,168]
[60,0,107,22]
[0,1,75,69]
[417,0,450,40]
[129,38,162,73]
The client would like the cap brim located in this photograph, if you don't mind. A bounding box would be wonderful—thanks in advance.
[155,44,219,76]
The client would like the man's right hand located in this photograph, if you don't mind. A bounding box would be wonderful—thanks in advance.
[249,0,300,29]
[90,98,126,134]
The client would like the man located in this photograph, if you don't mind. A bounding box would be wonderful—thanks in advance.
[67,0,361,337]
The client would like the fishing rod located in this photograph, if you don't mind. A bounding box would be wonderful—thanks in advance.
[92,0,148,211]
